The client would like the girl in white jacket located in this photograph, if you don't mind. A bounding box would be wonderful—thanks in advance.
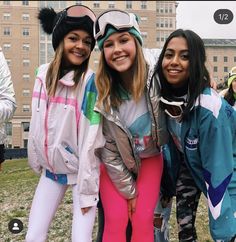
[26,5,104,242]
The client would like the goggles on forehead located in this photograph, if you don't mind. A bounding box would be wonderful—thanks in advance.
[160,96,186,119]
[53,4,96,33]
[94,9,140,40]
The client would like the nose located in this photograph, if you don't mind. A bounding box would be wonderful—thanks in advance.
[75,40,84,49]
[170,55,180,65]
[113,42,122,53]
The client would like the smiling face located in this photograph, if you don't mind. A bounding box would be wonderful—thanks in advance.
[103,31,136,75]
[63,29,93,67]
[162,36,190,88]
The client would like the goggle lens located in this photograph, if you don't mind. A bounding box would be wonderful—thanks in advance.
[160,97,185,119]
[66,5,96,21]
[94,10,138,40]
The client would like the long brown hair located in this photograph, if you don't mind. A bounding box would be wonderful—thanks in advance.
[46,41,90,97]
[95,37,147,112]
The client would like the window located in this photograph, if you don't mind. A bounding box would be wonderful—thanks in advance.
[23,74,30,81]
[126,1,132,9]
[3,43,11,51]
[213,66,218,72]
[22,89,30,96]
[224,66,228,72]
[3,13,11,20]
[22,28,29,36]
[6,59,11,66]
[23,105,30,112]
[160,19,164,28]
[213,56,217,62]
[140,16,147,22]
[23,59,30,67]
[22,13,30,21]
[169,19,173,28]
[22,43,30,51]
[4,27,11,36]
[224,56,228,62]
[5,122,12,136]
[141,32,147,39]
[22,1,29,6]
[22,122,30,131]
[108,1,115,8]
[93,1,100,8]
[234,56,236,62]
[141,1,147,9]
[165,20,168,28]
[3,1,10,5]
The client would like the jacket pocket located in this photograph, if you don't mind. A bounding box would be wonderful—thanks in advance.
[54,143,79,173]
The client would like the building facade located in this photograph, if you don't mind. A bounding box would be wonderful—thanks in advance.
[0,0,177,148]
[203,39,236,86]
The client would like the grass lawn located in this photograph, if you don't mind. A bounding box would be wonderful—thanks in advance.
[0,159,213,242]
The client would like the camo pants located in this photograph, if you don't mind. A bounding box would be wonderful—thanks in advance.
[176,159,201,242]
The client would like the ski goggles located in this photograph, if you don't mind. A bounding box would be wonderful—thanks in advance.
[160,97,186,119]
[53,4,96,33]
[94,9,140,40]
[228,66,236,87]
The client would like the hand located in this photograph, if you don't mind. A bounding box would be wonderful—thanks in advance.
[153,214,163,229]
[81,206,92,215]
[128,197,137,220]
[210,79,217,90]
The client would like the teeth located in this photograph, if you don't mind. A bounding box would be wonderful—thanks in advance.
[114,56,126,61]
[73,52,83,57]
[169,70,180,73]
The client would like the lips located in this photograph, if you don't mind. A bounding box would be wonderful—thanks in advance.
[113,55,127,62]
[72,51,83,57]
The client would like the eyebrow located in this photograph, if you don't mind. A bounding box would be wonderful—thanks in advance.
[105,32,131,43]
[68,32,92,39]
[165,48,189,52]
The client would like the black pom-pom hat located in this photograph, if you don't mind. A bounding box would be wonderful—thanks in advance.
[38,5,96,50]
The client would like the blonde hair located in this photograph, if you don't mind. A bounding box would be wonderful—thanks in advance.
[46,41,90,97]
[95,37,147,112]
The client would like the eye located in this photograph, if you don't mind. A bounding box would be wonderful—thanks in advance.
[103,42,113,48]
[164,52,173,59]
[68,36,77,42]
[181,52,189,60]
[120,38,129,44]
[83,39,92,46]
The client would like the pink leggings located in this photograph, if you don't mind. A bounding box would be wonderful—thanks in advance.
[100,154,163,242]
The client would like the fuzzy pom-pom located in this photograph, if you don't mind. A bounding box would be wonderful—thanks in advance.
[38,7,57,34]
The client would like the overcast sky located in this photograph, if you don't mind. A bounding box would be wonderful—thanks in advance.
[176,1,236,39]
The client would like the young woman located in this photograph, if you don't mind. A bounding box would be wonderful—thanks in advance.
[94,9,168,242]
[223,66,236,109]
[156,29,236,242]
[26,5,104,242]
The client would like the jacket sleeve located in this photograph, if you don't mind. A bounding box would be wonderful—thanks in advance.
[100,119,138,200]
[27,68,42,175]
[0,48,16,124]
[198,98,236,241]
[78,74,105,208]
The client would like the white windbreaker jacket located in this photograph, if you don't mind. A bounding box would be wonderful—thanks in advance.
[28,63,105,208]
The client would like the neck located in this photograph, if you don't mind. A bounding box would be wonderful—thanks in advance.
[119,70,133,93]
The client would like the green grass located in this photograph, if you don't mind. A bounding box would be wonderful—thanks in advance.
[0,159,213,242]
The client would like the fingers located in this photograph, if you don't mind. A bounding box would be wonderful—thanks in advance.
[81,206,91,215]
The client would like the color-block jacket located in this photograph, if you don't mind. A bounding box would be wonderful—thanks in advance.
[166,88,236,241]
[28,63,104,208]
[0,47,16,147]
[95,49,168,199]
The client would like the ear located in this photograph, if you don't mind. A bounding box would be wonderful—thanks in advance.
[38,7,57,34]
